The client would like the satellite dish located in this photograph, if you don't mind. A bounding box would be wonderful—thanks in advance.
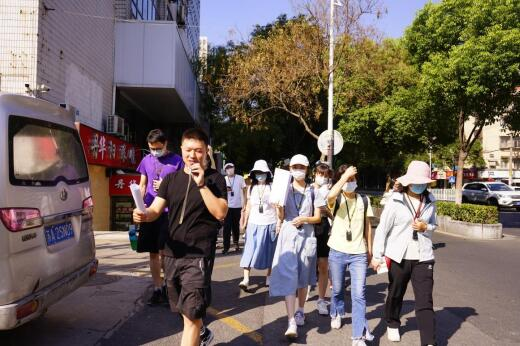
[317,130,344,156]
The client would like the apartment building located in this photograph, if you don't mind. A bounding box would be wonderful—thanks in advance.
[0,0,203,231]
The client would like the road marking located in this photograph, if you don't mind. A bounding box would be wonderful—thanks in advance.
[207,307,263,345]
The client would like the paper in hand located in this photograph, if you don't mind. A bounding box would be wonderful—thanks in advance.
[269,168,292,207]
[130,183,146,212]
[377,260,389,274]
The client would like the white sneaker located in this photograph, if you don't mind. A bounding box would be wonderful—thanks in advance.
[387,327,401,342]
[238,279,248,291]
[331,315,342,329]
[285,320,298,339]
[352,339,367,346]
[317,299,329,315]
[294,310,305,326]
[364,328,375,341]
[265,276,270,287]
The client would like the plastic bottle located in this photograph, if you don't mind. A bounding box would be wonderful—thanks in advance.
[128,224,137,251]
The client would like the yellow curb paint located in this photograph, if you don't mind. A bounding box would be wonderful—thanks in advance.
[207,307,263,345]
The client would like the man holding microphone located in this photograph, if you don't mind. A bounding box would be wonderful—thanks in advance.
[133,128,228,346]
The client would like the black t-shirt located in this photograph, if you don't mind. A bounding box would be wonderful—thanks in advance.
[157,168,227,258]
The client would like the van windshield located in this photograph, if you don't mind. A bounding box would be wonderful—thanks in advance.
[9,115,89,186]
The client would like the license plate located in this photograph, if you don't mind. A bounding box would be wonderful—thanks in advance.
[44,222,74,246]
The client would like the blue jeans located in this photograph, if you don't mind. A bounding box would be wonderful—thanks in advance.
[328,249,368,339]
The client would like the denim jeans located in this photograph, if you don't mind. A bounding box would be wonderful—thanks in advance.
[328,248,368,339]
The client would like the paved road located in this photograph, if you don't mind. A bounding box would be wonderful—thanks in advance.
[1,231,519,345]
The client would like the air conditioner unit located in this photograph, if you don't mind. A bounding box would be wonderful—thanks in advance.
[106,115,125,137]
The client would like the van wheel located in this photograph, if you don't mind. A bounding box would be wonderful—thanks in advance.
[488,198,498,207]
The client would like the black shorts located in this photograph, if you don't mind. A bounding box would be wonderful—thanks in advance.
[136,213,169,254]
[164,255,214,320]
[315,218,330,258]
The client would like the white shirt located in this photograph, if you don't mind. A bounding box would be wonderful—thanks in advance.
[314,184,330,208]
[247,184,277,225]
[225,174,246,208]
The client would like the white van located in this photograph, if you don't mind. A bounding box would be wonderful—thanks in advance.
[0,94,97,330]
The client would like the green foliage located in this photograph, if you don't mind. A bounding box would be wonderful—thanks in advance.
[436,201,499,224]
[370,196,382,208]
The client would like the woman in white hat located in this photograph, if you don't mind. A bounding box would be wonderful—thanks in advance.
[371,160,438,346]
[238,160,277,291]
[269,154,322,340]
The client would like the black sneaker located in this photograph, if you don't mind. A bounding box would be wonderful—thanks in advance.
[161,285,170,307]
[200,326,214,346]
[222,249,229,255]
[147,288,164,306]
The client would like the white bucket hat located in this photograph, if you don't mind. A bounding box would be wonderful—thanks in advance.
[289,154,309,167]
[397,160,435,186]
[250,160,271,175]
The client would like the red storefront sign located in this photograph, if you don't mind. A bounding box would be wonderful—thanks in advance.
[109,174,141,196]
[77,123,142,169]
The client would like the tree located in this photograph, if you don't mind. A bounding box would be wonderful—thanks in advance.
[404,0,520,203]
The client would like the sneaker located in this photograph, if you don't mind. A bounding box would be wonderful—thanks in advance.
[364,328,375,342]
[147,288,164,306]
[352,339,367,346]
[161,285,170,307]
[265,276,270,287]
[238,279,249,291]
[284,320,298,339]
[222,249,228,255]
[387,327,401,342]
[317,299,329,315]
[235,245,241,252]
[331,315,342,329]
[294,310,305,326]
[200,326,214,346]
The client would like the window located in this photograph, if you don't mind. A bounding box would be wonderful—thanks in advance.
[130,0,157,20]
[9,116,89,186]
[487,183,513,192]
[501,158,509,169]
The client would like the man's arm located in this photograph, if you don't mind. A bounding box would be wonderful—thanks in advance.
[133,196,167,223]
[200,187,228,221]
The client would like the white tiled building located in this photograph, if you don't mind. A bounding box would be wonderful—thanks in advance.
[479,122,520,182]
[0,0,203,231]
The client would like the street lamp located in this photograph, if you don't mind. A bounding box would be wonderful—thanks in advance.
[326,0,342,169]
[428,136,437,173]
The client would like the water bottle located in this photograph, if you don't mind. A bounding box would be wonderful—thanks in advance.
[128,224,137,251]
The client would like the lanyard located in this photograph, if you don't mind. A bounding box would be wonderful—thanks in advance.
[153,157,163,179]
[292,184,307,213]
[257,184,269,213]
[342,192,356,241]
[404,194,424,221]
[227,176,235,189]
[179,172,192,225]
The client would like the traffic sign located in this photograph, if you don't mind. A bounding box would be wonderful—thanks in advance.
[317,130,344,155]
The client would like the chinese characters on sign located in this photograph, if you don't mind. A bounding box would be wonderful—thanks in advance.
[77,124,141,169]
[109,174,140,196]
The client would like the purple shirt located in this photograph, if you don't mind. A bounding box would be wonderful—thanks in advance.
[137,152,183,206]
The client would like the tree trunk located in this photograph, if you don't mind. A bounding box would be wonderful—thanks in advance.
[455,149,468,205]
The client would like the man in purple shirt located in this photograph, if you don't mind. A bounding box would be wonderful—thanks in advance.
[137,129,183,306]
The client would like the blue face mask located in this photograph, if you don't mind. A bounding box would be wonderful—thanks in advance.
[410,184,427,194]
[256,173,267,182]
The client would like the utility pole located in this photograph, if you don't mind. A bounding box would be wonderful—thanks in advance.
[509,134,514,186]
[327,0,341,169]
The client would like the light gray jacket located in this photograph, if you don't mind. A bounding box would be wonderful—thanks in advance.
[373,192,437,263]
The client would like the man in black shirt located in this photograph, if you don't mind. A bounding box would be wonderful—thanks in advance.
[133,128,228,346]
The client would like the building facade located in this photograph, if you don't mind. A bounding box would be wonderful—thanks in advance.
[479,121,520,183]
[0,0,202,231]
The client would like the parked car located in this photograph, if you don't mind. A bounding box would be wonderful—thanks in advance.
[462,181,520,209]
[0,94,97,330]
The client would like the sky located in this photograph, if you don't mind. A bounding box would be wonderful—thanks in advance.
[200,0,437,46]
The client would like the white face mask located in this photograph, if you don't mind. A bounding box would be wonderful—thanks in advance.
[342,181,357,193]
[315,176,327,186]
[226,168,235,176]
[150,148,165,158]
[291,169,306,181]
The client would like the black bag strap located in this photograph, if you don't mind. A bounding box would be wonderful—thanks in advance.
[333,193,368,221]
